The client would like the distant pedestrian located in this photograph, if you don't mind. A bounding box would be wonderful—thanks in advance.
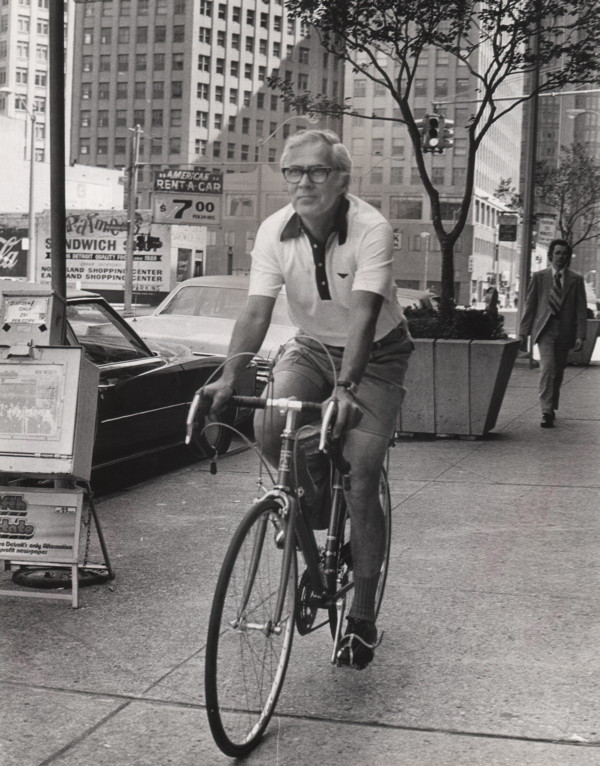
[483,286,499,320]
[519,239,587,428]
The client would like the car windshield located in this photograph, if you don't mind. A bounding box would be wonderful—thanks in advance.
[159,285,292,326]
[67,301,152,364]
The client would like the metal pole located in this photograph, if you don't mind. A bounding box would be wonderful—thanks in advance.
[124,125,141,315]
[48,0,66,333]
[27,111,36,282]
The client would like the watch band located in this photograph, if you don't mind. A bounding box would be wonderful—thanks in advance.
[336,379,359,396]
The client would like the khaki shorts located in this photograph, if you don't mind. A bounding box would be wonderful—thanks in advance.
[270,325,413,439]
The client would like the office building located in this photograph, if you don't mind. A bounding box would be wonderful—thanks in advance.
[69,0,343,278]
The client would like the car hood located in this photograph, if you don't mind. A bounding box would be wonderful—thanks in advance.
[129,314,297,362]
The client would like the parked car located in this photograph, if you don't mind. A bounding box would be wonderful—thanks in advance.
[129,276,296,389]
[64,290,256,469]
[129,278,438,390]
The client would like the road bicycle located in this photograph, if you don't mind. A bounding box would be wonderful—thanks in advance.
[186,393,392,758]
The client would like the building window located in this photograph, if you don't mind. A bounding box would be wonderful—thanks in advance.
[432,167,445,185]
[133,109,145,126]
[81,84,92,100]
[245,36,253,52]
[116,82,128,99]
[453,138,467,156]
[217,29,225,46]
[98,110,109,127]
[260,12,268,29]
[213,141,221,158]
[246,9,255,25]
[173,25,185,42]
[273,41,281,57]
[391,139,405,157]
[299,47,309,64]
[198,55,210,72]
[154,53,165,70]
[79,140,90,156]
[452,167,466,186]
[80,111,90,128]
[151,140,162,155]
[231,33,240,49]
[243,90,251,106]
[136,54,147,71]
[242,117,250,134]
[218,3,226,19]
[18,16,30,33]
[258,66,266,82]
[372,138,384,155]
[16,67,28,84]
[115,137,127,154]
[259,39,267,55]
[199,0,212,15]
[153,81,164,98]
[214,113,222,129]
[199,27,210,44]
[117,55,129,73]
[134,81,145,98]
[257,93,264,109]
[170,109,182,127]
[215,85,223,102]
[410,167,421,185]
[118,27,130,43]
[152,109,163,126]
[195,138,207,156]
[100,27,111,44]
[389,198,422,219]
[17,42,30,58]
[169,137,181,154]
[435,79,448,98]
[37,19,48,35]
[232,5,240,22]
[256,119,263,135]
[197,82,209,99]
[241,144,249,161]
[173,53,184,70]
[116,110,127,126]
[244,63,252,79]
[97,138,108,156]
[390,167,403,184]
[354,80,366,97]
[298,73,308,89]
[216,58,225,74]
[100,55,111,72]
[229,88,238,104]
[155,26,166,42]
[120,0,131,15]
[172,81,183,98]
[230,61,239,77]
[138,0,149,14]
[196,110,208,128]
[35,44,47,62]
[227,143,236,159]
[274,15,281,31]
[98,82,110,99]
[227,194,255,217]
[228,116,236,131]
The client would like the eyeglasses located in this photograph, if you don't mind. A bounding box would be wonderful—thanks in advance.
[281,166,335,184]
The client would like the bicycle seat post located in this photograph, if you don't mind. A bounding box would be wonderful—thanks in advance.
[274,404,301,492]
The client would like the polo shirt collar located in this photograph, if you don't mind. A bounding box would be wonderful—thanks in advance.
[280,196,349,244]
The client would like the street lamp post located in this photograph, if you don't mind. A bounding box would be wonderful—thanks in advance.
[420,231,431,290]
[1,88,36,282]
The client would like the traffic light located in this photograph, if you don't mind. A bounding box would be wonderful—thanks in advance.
[441,118,454,150]
[422,114,441,153]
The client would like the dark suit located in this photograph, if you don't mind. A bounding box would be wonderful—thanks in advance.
[519,267,587,416]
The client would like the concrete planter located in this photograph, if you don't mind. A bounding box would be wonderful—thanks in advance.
[567,319,600,366]
[397,338,520,438]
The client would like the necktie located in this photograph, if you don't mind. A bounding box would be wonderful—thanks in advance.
[548,271,562,316]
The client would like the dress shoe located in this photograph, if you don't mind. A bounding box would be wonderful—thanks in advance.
[540,413,554,428]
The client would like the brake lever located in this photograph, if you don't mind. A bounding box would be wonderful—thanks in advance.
[185,390,203,445]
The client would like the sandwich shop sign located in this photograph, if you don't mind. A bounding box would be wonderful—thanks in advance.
[36,211,171,293]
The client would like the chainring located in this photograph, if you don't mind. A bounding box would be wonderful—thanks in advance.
[295,568,319,635]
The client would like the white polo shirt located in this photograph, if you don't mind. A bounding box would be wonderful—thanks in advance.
[248,193,404,346]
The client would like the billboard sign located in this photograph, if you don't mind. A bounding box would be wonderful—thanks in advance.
[0,226,28,279]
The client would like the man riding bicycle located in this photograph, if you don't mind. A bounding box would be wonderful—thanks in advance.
[200,129,413,669]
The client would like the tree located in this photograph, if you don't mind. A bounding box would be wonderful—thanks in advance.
[536,143,600,248]
[270,1,600,311]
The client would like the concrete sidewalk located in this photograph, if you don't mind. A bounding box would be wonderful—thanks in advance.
[1,359,600,765]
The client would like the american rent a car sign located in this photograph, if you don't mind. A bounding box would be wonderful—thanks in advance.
[152,169,223,226]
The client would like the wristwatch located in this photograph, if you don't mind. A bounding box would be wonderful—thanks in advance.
[336,378,359,397]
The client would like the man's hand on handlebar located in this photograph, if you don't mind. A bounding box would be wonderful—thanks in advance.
[325,387,363,440]
[199,379,236,417]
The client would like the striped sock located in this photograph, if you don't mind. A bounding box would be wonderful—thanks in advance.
[348,573,380,623]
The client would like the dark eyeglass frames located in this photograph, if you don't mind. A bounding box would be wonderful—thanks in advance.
[281,166,336,184]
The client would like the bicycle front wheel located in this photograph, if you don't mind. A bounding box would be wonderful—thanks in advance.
[205,498,297,758]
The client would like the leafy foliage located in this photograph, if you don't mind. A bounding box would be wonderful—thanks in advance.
[271,1,600,310]
[404,306,508,340]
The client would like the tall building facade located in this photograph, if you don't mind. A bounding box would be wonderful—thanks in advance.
[343,47,523,306]
[69,0,343,278]
[0,0,75,163]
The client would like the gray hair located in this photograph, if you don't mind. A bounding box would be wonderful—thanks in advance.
[280,129,353,177]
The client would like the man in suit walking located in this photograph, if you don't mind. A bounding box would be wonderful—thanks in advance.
[519,239,587,428]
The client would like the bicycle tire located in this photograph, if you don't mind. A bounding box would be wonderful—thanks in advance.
[205,497,297,758]
[329,466,392,638]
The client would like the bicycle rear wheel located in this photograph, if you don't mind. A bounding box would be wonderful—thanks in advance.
[329,466,392,637]
[205,498,297,758]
